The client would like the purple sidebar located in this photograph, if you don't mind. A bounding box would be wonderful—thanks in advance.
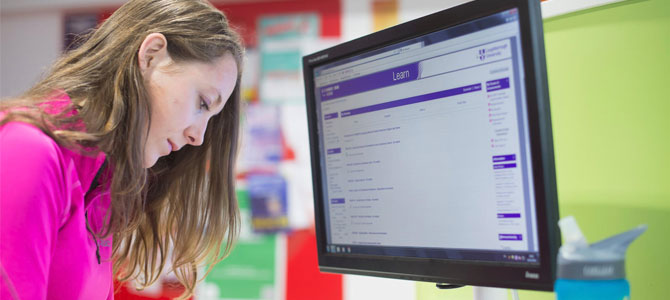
[486,78,510,92]
[330,198,345,204]
[498,234,523,241]
[324,112,339,120]
[492,154,516,163]
[497,213,521,218]
[493,163,517,169]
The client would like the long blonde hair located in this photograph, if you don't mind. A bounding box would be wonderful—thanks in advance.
[0,0,243,298]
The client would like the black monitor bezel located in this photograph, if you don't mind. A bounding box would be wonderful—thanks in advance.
[302,0,559,291]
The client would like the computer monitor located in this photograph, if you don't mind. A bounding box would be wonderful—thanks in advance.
[302,0,559,291]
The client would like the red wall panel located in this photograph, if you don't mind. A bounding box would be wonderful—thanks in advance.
[215,0,341,47]
[286,229,343,300]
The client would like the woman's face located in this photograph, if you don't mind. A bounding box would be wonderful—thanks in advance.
[141,52,238,168]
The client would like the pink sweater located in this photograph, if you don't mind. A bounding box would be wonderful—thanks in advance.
[0,101,114,299]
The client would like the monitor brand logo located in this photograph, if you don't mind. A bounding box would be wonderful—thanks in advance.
[525,271,540,280]
[308,53,329,63]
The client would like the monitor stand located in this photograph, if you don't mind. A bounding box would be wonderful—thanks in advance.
[472,286,507,300]
[437,284,507,300]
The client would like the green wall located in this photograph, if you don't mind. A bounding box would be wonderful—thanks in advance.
[417,0,670,299]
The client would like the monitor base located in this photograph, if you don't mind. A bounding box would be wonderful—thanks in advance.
[435,283,464,289]
[472,286,507,300]
[436,284,508,300]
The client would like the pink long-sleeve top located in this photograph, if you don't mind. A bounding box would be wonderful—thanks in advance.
[0,97,114,299]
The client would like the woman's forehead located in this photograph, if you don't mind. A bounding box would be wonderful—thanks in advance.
[182,54,237,87]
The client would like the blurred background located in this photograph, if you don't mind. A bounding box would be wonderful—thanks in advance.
[1,0,668,299]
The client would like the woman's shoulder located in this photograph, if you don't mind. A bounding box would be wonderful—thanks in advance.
[0,120,68,194]
[0,93,76,157]
[1,97,107,188]
[0,120,70,217]
[0,120,61,159]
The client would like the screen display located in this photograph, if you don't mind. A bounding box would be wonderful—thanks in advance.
[312,8,541,264]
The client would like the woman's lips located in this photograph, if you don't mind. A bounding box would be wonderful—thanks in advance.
[167,139,175,153]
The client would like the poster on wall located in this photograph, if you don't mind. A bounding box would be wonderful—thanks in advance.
[248,174,290,234]
[258,14,320,105]
[237,104,283,174]
[541,0,632,19]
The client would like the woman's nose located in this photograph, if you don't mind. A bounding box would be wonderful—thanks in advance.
[185,124,205,146]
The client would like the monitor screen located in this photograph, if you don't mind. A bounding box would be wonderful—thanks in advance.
[303,0,559,291]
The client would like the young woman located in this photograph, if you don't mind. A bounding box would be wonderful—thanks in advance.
[0,0,243,299]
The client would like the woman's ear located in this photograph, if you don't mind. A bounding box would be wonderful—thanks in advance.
[138,33,169,73]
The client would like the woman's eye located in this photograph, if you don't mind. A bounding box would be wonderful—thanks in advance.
[199,97,211,111]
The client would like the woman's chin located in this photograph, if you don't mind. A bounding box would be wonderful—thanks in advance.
[143,154,158,169]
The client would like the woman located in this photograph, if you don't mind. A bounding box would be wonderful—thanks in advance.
[0,0,243,299]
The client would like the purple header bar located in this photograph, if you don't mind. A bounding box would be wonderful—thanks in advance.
[341,83,482,117]
[320,62,420,101]
[486,78,510,92]
[330,198,345,204]
[327,148,341,155]
[497,213,521,218]
[493,163,517,169]
[324,112,339,120]
[499,234,523,241]
[492,154,516,163]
